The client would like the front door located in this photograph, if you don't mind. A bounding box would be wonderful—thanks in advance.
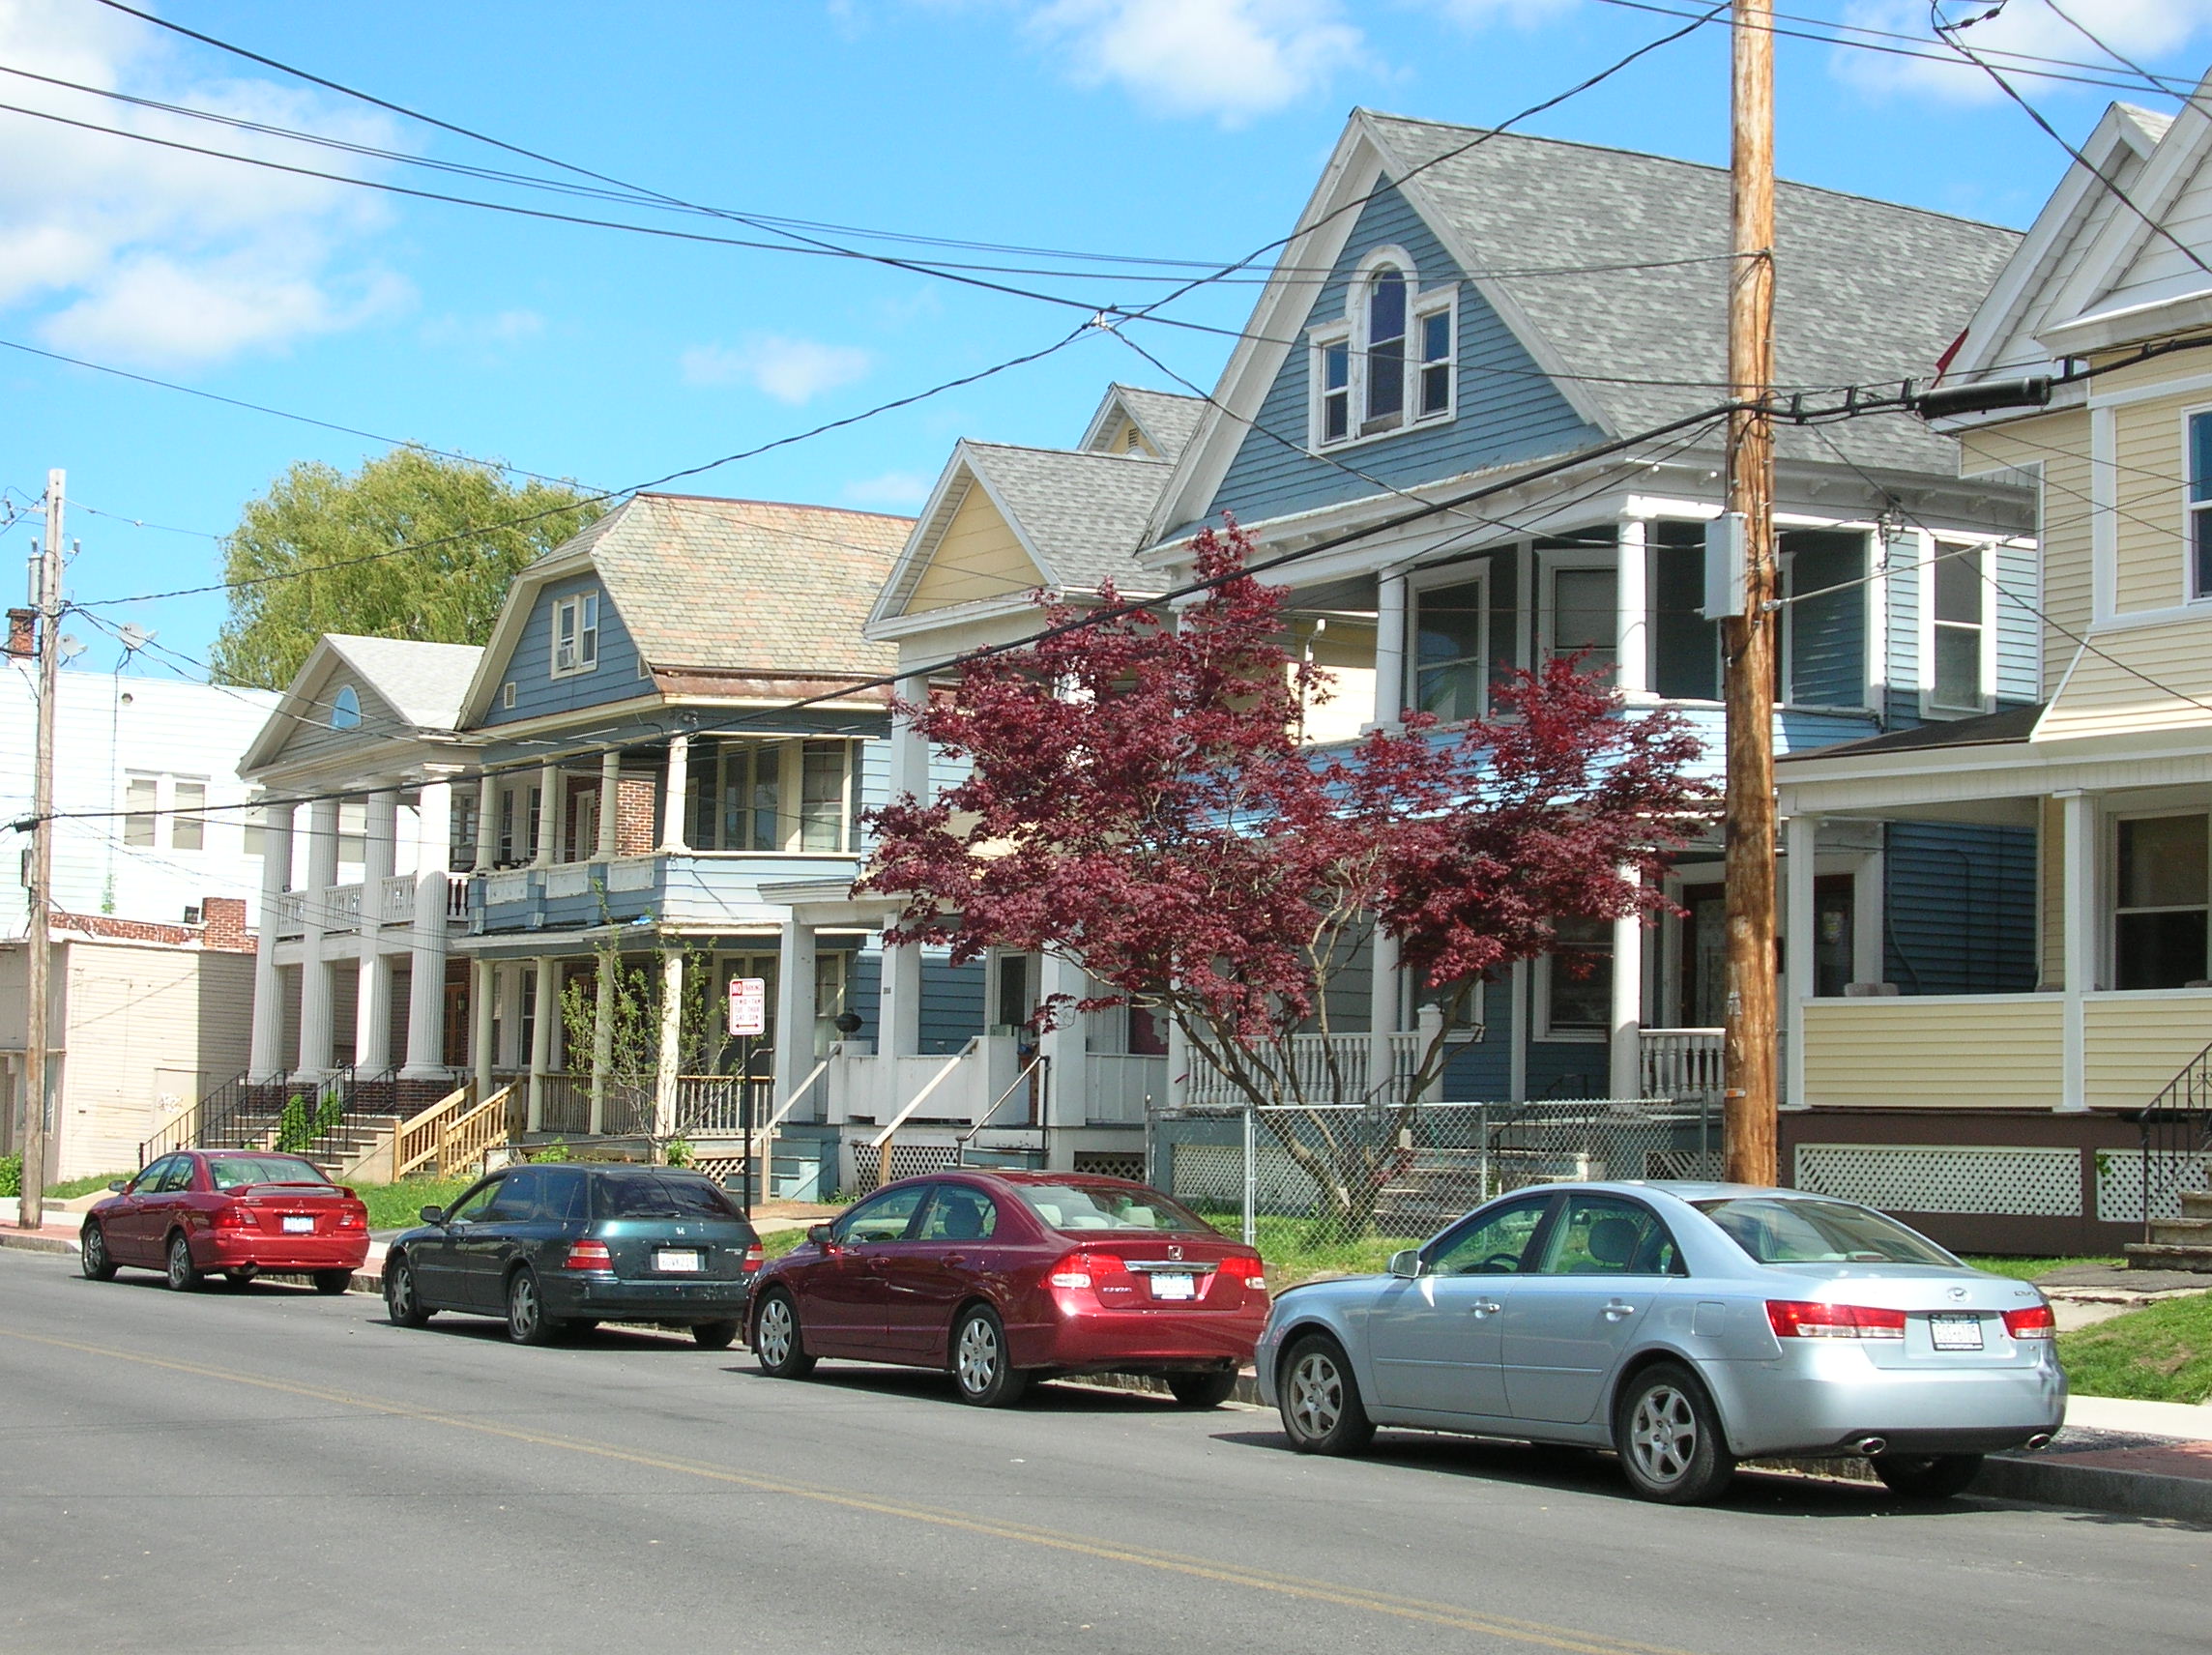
[800,1183,928,1355]
[1502,1192,1680,1425]
[1678,885,1727,1027]
[1364,1195,1552,1419]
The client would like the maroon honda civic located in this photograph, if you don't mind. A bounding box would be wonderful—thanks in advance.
[748,1170,1267,1407]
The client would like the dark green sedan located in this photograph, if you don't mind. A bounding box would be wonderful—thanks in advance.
[383,1164,763,1348]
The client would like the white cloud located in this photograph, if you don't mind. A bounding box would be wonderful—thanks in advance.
[1029,0,1369,125]
[420,307,546,353]
[0,0,408,366]
[842,469,936,508]
[1420,0,1579,26]
[1833,1,2212,103]
[680,334,876,403]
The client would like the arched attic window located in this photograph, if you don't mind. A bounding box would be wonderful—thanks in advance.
[1310,248,1457,450]
[330,684,361,730]
[1366,265,1407,425]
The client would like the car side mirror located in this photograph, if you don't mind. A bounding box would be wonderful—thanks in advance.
[106,1179,127,1193]
[420,1205,446,1226]
[807,1223,835,1247]
[1387,1249,1424,1280]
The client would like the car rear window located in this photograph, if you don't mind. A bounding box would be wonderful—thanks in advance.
[1694,1197,1959,1267]
[1013,1182,1216,1234]
[591,1171,744,1223]
[208,1156,332,1191]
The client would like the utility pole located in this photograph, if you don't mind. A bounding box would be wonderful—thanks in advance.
[18,470,62,1231]
[1722,1,1779,1185]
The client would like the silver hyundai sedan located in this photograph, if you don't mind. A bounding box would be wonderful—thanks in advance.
[1254,1181,2065,1504]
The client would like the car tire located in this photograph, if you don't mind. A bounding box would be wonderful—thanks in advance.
[951,1305,1030,1408]
[79,1223,117,1282]
[222,1266,257,1290]
[1167,1369,1240,1409]
[1873,1453,1984,1499]
[1277,1332,1375,1455]
[1614,1362,1735,1504]
[752,1290,816,1379]
[384,1255,434,1328]
[506,1266,562,1346]
[692,1320,741,1350]
[311,1269,353,1295]
[164,1231,202,1292]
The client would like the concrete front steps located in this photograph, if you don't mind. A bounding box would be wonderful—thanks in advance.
[2125,1189,2212,1273]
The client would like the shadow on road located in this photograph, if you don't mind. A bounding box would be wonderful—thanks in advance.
[730,1362,1220,1414]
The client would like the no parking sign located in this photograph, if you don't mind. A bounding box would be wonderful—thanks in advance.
[727,975,768,1037]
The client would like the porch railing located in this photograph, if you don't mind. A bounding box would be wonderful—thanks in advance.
[675,1075,771,1135]
[2139,1038,2212,1239]
[1640,1028,1725,1101]
[1184,1031,1429,1109]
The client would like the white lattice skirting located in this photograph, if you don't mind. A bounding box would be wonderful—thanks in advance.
[1793,1145,2081,1217]
[2095,1149,2211,1226]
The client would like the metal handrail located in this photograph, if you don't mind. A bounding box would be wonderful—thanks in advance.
[2138,1037,2212,1240]
[868,1040,977,1150]
[955,1056,1047,1162]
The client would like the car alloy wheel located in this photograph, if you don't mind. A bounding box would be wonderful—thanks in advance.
[753,1292,815,1379]
[1614,1361,1733,1504]
[1627,1385,1698,1485]
[1278,1333,1373,1455]
[80,1223,116,1281]
[506,1266,560,1346]
[385,1256,433,1328]
[951,1306,1029,1408]
[164,1232,201,1292]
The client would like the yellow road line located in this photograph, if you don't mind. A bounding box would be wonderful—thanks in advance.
[1,1325,1700,1655]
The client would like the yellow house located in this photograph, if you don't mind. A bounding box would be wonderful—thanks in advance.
[1776,90,2212,1257]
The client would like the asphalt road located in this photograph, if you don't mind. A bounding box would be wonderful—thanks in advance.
[2,1247,2204,1655]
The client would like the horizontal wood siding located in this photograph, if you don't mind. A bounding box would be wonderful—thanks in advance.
[1652,523,1720,702]
[1994,538,2040,705]
[1783,530,1866,709]
[1800,997,2061,1108]
[1881,529,1921,725]
[2039,616,2212,740]
[1965,415,2087,696]
[1882,821,2038,996]
[480,573,644,727]
[264,662,415,769]
[2039,798,2063,988]
[1208,182,1602,529]
[920,956,986,1055]
[909,481,1042,611]
[2111,391,2190,615]
[2105,157,2212,306]
[2082,992,2212,1109]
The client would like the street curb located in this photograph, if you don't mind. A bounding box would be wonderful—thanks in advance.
[0,1230,77,1257]
[1974,1454,2212,1524]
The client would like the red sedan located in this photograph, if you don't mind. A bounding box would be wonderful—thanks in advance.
[81,1150,370,1293]
[747,1171,1266,1407]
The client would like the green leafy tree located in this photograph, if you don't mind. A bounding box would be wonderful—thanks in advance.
[211,446,604,689]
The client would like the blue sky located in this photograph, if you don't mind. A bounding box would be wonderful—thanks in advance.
[4,0,2210,670]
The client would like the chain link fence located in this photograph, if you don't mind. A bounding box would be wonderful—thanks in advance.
[1150,1097,1720,1259]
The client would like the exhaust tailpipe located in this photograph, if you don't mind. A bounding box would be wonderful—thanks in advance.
[1852,1436,1888,1456]
[2024,1433,2052,1451]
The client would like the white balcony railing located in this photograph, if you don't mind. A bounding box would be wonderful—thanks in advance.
[446,871,470,919]
[1185,1030,1428,1109]
[379,873,414,921]
[1640,1028,1725,1101]
[272,889,306,939]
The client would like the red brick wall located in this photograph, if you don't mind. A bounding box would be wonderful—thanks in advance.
[52,894,256,953]
[616,775,656,856]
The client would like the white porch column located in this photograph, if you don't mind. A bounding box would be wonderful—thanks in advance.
[1372,574,1409,728]
[528,956,557,1132]
[471,956,495,1102]
[474,772,498,869]
[402,781,453,1080]
[1165,987,1191,1108]
[1615,515,1650,696]
[248,800,294,1081]
[660,736,690,854]
[655,947,684,1137]
[589,957,615,1137]
[597,750,621,860]
[1609,885,1644,1100]
[772,916,818,1119]
[496,964,525,1070]
[1367,927,1401,1104]
[296,797,341,1077]
[879,940,922,1060]
[355,787,398,1075]
[1415,1002,1446,1104]
[1784,817,1818,1112]
[890,674,929,801]
[1038,952,1088,1126]
[533,760,560,866]
[2060,790,2094,1112]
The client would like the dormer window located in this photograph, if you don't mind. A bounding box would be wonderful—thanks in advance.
[552,591,599,678]
[1311,247,1456,450]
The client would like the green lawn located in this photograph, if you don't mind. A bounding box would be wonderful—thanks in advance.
[1189,1210,1420,1287]
[351,1177,478,1231]
[2058,1292,2212,1405]
[1964,1256,2125,1281]
[761,1228,808,1261]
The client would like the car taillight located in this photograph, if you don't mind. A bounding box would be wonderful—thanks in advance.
[1765,1299,1907,1340]
[1048,1250,1129,1290]
[2002,1303,2057,1340]
[563,1239,614,1272]
[337,1207,365,1230]
[213,1206,255,1230]
[1235,1256,1267,1292]
[742,1243,764,1274]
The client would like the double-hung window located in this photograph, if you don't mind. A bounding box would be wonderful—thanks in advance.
[1364,267,1408,431]
[1317,334,1352,445]
[1414,294,1454,420]
[1412,575,1488,723]
[1310,251,1457,450]
[124,772,159,847]
[2191,412,2212,600]
[2115,813,2209,990]
[552,592,599,678]
[170,779,207,852]
[685,739,856,854]
[1540,917,1614,1040]
[1928,541,1988,715]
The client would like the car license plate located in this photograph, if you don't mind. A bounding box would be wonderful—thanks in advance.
[281,1215,314,1234]
[1929,1312,1985,1350]
[1149,1271,1196,1300]
[655,1249,703,1273]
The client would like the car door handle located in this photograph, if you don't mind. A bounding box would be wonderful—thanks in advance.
[1467,1300,1503,1317]
[1602,1301,1638,1321]
[943,1253,967,1267]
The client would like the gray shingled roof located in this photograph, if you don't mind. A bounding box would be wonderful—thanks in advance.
[1110,385,1207,460]
[967,443,1175,592]
[1366,113,2023,477]
[571,493,911,676]
[323,635,482,730]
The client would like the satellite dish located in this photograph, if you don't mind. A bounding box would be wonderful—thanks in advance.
[57,634,86,660]
[118,624,154,651]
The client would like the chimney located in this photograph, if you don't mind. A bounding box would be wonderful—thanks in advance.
[199,896,250,952]
[5,608,34,658]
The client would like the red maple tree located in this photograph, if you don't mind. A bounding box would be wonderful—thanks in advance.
[859,524,1713,1228]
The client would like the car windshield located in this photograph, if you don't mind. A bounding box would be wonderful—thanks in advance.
[1694,1197,1960,1267]
[208,1156,332,1191]
[592,1172,742,1222]
[1014,1183,1215,1234]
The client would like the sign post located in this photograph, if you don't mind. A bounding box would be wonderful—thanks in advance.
[727,977,768,1214]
